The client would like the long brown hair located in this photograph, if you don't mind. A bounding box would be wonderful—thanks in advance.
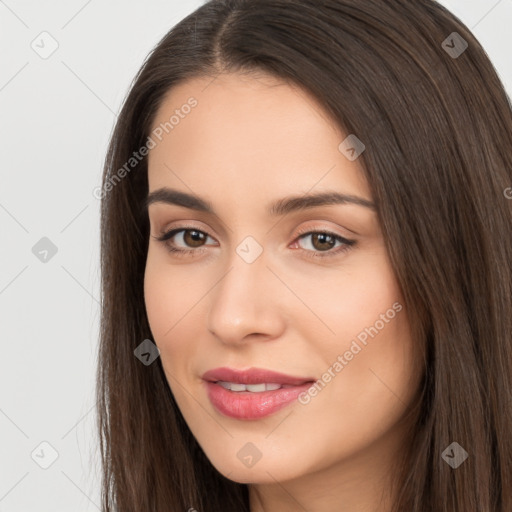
[96,1,512,510]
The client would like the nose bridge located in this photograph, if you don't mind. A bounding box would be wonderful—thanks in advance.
[206,238,283,344]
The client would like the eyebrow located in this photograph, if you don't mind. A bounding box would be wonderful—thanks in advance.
[144,187,376,216]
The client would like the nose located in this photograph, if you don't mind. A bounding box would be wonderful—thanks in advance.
[206,249,286,346]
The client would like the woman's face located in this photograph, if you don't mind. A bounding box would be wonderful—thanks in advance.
[144,72,420,488]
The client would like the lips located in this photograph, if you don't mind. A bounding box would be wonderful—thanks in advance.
[202,367,316,420]
[202,367,314,386]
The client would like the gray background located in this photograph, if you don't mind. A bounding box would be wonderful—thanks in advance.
[1,1,510,510]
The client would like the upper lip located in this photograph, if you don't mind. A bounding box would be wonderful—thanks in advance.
[202,367,315,386]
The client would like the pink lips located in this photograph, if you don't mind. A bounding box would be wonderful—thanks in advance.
[202,367,315,420]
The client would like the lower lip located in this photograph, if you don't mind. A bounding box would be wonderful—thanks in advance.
[204,381,313,420]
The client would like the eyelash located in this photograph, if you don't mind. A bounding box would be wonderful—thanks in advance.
[153,225,356,260]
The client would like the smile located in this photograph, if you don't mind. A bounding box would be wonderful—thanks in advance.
[217,382,284,392]
[202,367,315,420]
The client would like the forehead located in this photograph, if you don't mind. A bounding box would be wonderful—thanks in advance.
[147,72,370,204]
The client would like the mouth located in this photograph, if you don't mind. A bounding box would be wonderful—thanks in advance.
[202,367,316,420]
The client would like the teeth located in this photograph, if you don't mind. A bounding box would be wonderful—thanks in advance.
[216,381,283,392]
[245,383,267,392]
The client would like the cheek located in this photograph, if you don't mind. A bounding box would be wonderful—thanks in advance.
[144,264,172,340]
[318,302,415,444]
[143,267,195,420]
[293,248,402,353]
[299,251,416,425]
[143,258,199,377]
[143,252,198,340]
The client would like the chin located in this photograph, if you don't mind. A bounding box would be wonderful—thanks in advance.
[215,464,291,485]
[203,445,310,485]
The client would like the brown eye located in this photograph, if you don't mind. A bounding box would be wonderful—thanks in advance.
[182,229,207,248]
[309,233,336,251]
[155,226,355,260]
[293,229,356,260]
[155,227,215,257]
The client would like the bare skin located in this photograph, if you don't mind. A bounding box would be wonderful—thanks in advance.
[144,71,422,512]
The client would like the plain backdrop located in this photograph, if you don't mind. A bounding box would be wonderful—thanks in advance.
[0,1,511,510]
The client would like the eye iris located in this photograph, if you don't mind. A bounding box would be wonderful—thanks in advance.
[311,233,335,251]
[184,230,206,248]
